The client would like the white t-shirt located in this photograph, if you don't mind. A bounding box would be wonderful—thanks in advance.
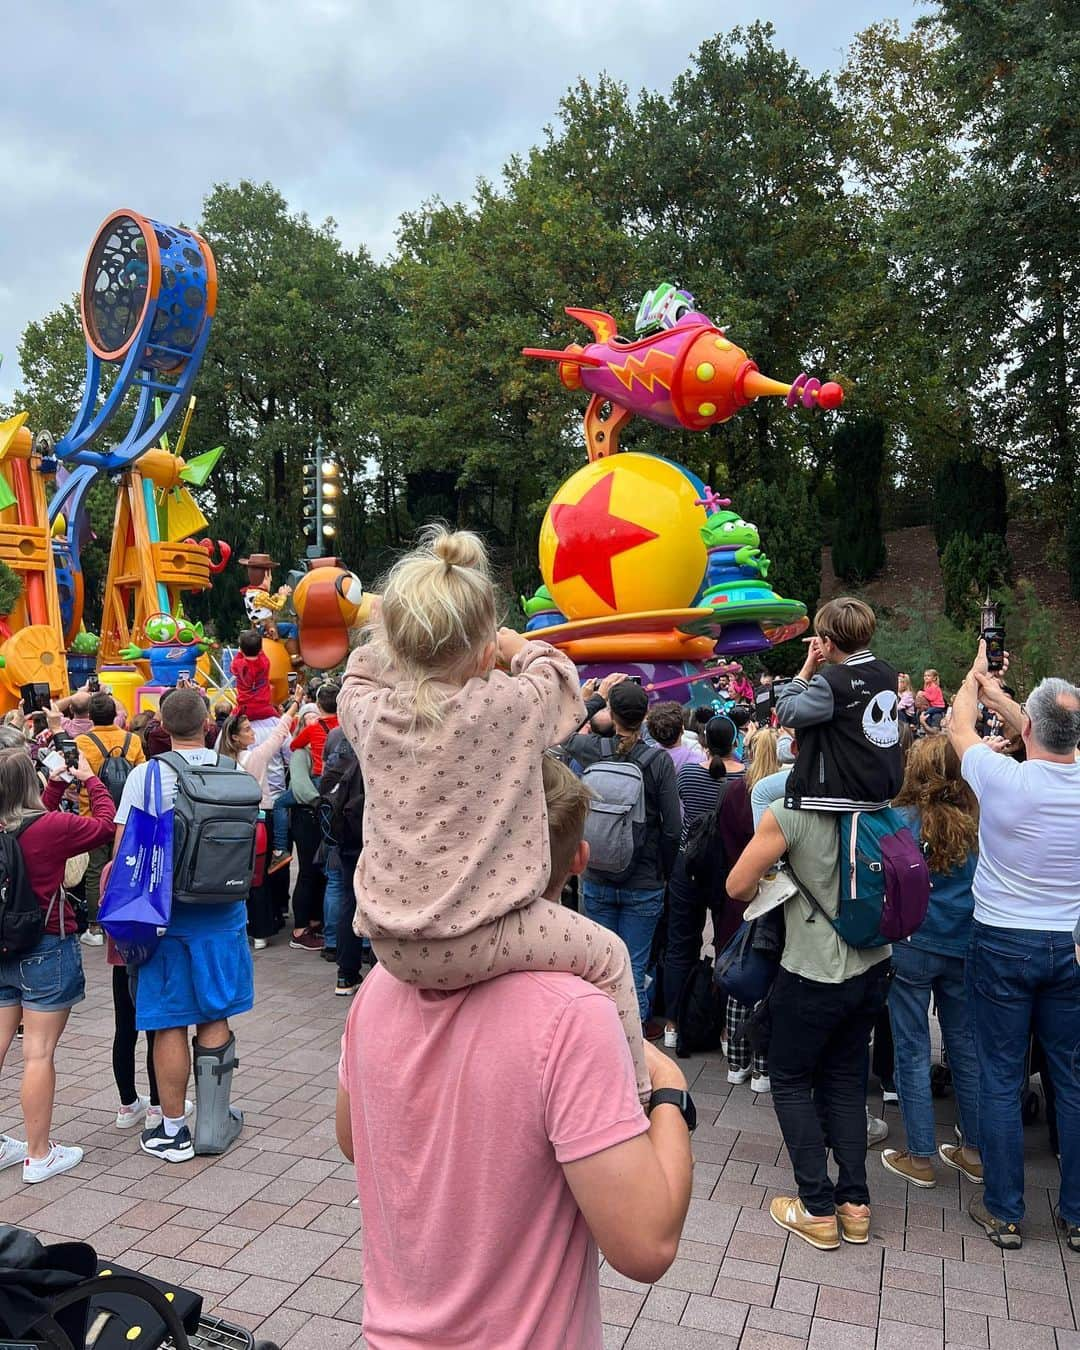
[115,747,220,825]
[961,742,1080,931]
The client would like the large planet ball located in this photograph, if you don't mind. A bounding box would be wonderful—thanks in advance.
[539,453,707,620]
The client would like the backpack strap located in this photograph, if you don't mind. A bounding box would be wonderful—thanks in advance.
[784,856,833,927]
[86,731,109,758]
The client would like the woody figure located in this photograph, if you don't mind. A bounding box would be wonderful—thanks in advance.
[238,552,301,667]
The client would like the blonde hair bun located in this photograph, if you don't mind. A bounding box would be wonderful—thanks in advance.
[376,523,498,729]
[426,525,489,574]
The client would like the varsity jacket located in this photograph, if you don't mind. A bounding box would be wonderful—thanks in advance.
[775,651,903,811]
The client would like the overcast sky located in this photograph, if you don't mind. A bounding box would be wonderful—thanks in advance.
[1,0,911,404]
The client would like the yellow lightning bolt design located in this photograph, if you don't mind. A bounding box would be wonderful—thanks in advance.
[608,350,675,394]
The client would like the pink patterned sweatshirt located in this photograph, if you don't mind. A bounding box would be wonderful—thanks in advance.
[337,639,586,943]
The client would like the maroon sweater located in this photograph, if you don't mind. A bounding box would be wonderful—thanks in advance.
[20,778,116,935]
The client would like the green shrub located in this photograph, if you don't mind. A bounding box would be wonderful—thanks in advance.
[0,560,22,621]
[940,532,1013,629]
[1067,487,1080,601]
[931,453,1008,555]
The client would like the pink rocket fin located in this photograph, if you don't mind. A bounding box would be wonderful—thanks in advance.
[522,347,603,366]
[565,307,620,343]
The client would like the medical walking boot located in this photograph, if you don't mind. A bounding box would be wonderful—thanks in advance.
[192,1033,244,1156]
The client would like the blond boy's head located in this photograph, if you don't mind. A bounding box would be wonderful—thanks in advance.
[542,754,592,899]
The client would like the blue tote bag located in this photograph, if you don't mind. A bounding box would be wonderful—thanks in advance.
[99,761,173,966]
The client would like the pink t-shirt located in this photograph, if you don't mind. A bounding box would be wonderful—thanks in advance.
[338,966,648,1350]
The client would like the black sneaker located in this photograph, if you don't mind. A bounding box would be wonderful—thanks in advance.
[321,947,338,963]
[335,974,361,997]
[1054,1205,1080,1254]
[139,1123,195,1163]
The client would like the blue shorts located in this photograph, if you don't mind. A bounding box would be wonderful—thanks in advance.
[135,902,254,1032]
[0,934,85,1012]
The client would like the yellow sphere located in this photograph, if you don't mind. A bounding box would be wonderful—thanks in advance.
[539,453,708,620]
[696,362,715,382]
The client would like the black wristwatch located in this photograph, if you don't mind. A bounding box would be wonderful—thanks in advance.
[647,1088,697,1133]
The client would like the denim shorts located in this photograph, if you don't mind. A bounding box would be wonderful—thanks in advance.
[0,933,86,1012]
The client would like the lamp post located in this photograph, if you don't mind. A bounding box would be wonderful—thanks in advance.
[303,437,339,560]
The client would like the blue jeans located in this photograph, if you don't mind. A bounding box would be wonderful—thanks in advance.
[272,789,296,852]
[968,922,1080,1225]
[323,864,346,951]
[888,941,979,1156]
[582,880,664,1023]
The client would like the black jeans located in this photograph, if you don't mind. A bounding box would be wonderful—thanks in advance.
[112,966,158,1107]
[664,854,723,1022]
[290,806,326,930]
[768,961,892,1216]
[335,850,366,981]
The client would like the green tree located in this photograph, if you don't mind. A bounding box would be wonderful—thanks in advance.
[931,450,1009,554]
[737,472,823,674]
[830,416,887,582]
[940,532,1012,628]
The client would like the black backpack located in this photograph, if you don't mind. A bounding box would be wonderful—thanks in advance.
[317,734,365,853]
[0,821,44,956]
[160,752,261,904]
[85,732,136,806]
[682,779,730,893]
[675,955,726,1058]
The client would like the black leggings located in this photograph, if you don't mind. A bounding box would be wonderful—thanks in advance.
[111,966,158,1107]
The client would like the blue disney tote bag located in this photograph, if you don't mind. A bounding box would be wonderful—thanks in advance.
[99,761,173,967]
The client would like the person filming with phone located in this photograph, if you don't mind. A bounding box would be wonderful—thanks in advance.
[948,644,1080,1253]
[0,743,115,1183]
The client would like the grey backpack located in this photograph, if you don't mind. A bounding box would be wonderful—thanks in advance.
[581,741,661,882]
[160,752,262,904]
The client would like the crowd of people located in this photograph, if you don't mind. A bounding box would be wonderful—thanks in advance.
[1,530,1078,1347]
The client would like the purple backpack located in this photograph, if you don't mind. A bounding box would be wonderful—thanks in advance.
[830,809,930,948]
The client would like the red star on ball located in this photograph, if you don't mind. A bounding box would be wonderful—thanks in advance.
[550,472,659,609]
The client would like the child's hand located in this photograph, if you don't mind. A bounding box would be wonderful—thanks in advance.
[496,627,528,666]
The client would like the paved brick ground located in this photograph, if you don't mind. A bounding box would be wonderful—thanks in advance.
[3,941,1076,1348]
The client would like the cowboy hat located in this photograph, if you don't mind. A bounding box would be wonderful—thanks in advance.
[238,553,278,569]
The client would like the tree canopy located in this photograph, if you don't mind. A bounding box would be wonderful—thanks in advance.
[6,7,1078,650]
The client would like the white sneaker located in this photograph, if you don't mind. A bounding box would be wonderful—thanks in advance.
[253,938,268,951]
[80,929,105,947]
[751,1074,771,1094]
[24,1143,83,1183]
[115,1096,150,1129]
[663,1025,678,1049]
[0,1135,28,1171]
[882,1088,899,1104]
[866,1112,889,1147]
[727,1066,752,1085]
[145,1100,193,1131]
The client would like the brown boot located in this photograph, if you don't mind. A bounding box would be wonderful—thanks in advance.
[770,1196,840,1250]
[881,1149,937,1187]
[837,1203,871,1244]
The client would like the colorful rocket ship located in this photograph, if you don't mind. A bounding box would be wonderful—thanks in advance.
[524,303,844,461]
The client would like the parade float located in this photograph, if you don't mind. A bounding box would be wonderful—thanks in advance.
[522,285,844,699]
[0,209,364,715]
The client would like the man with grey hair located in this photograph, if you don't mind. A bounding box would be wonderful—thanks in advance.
[949,652,1080,1254]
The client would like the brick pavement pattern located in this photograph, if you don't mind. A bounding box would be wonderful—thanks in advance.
[2,943,1077,1348]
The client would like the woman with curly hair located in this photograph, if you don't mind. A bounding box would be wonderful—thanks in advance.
[881,736,982,1189]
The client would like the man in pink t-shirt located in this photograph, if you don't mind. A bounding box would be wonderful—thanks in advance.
[337,758,694,1349]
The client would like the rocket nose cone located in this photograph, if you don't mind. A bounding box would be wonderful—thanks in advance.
[818,381,844,410]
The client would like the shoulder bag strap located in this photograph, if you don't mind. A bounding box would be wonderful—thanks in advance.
[784,855,833,926]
